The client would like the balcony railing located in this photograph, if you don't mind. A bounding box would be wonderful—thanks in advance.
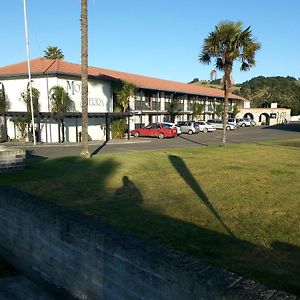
[134,100,161,111]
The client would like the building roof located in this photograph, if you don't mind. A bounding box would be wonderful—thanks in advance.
[0,58,245,100]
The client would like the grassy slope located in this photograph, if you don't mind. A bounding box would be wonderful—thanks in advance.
[0,139,300,294]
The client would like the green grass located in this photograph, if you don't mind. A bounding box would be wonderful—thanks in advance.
[1,139,300,295]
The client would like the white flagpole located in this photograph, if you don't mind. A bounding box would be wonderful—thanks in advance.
[23,0,36,145]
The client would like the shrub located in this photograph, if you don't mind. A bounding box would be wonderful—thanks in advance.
[111,118,127,139]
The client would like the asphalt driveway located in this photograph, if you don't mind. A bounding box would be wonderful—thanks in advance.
[3,123,300,159]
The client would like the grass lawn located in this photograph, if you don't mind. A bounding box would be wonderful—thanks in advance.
[1,139,300,295]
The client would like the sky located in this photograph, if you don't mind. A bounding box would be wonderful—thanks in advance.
[0,0,299,84]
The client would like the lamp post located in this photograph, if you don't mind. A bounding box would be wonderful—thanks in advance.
[23,0,36,145]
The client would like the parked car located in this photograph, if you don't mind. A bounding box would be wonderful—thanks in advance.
[228,118,253,127]
[161,122,182,135]
[236,118,252,127]
[176,121,200,135]
[207,119,237,130]
[194,121,216,133]
[130,123,177,139]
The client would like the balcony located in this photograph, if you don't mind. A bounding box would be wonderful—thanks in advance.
[134,100,161,111]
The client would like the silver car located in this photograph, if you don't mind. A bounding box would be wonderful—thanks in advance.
[207,119,236,130]
[194,121,216,133]
[228,118,252,127]
[177,121,200,135]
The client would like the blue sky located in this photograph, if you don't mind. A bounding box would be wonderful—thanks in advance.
[1,0,299,84]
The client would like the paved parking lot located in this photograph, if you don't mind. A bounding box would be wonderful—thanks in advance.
[3,123,300,159]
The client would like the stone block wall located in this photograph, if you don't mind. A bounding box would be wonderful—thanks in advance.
[0,187,297,300]
[0,146,25,172]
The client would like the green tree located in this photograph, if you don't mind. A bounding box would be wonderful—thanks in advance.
[21,83,40,113]
[214,104,224,118]
[49,85,75,143]
[80,0,90,157]
[114,80,137,112]
[168,99,180,123]
[199,21,260,146]
[20,83,40,141]
[0,85,9,114]
[44,46,64,60]
[192,103,205,120]
[188,78,199,84]
[232,104,240,118]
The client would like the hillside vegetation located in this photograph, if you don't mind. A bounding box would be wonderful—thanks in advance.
[189,76,300,115]
[236,76,300,115]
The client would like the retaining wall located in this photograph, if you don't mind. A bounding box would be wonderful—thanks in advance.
[0,187,297,300]
[0,146,25,172]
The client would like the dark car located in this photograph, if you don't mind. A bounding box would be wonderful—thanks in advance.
[130,123,177,139]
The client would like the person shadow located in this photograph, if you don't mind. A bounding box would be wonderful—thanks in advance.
[115,176,143,204]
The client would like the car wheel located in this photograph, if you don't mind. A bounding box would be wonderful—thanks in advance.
[203,128,208,133]
[226,126,231,130]
[158,132,165,139]
[241,123,246,127]
[188,129,193,135]
[134,132,140,138]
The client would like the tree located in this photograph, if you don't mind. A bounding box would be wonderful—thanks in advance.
[0,84,9,114]
[21,83,40,113]
[49,85,75,142]
[214,103,224,118]
[188,78,199,84]
[80,0,90,157]
[20,83,40,141]
[44,46,64,60]
[232,104,240,118]
[199,21,260,146]
[114,80,137,112]
[168,99,180,123]
[192,103,205,120]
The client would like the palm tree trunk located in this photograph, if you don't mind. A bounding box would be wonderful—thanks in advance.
[61,118,65,143]
[80,0,90,157]
[221,67,231,146]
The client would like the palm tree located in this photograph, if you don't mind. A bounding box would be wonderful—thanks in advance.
[44,46,64,59]
[199,21,260,146]
[49,85,75,142]
[80,0,90,157]
[114,80,137,112]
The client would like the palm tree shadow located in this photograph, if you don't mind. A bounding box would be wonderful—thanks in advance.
[168,155,234,237]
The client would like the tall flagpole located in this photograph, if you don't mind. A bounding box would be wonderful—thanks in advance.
[23,0,36,145]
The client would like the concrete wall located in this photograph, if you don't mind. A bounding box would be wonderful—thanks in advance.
[0,147,25,172]
[238,108,291,126]
[0,187,297,300]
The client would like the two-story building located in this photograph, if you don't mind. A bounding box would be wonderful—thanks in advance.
[0,57,257,143]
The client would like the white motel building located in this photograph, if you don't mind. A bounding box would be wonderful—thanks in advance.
[0,58,291,143]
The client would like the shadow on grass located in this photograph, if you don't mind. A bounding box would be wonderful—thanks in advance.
[96,174,300,296]
[168,155,234,237]
[178,134,209,146]
[1,157,299,296]
[25,150,48,160]
[91,141,108,157]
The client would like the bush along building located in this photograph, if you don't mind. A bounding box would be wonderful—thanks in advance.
[0,58,290,143]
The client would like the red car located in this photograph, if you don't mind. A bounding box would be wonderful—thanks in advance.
[131,123,177,139]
